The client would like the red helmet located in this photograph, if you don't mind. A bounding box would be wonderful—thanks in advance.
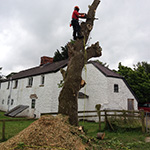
[74,6,79,11]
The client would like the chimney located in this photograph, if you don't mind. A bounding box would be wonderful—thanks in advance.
[40,56,53,66]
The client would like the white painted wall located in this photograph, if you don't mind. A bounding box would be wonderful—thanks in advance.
[0,70,63,117]
[79,64,108,111]
[79,64,138,111]
[0,63,138,119]
[106,77,137,110]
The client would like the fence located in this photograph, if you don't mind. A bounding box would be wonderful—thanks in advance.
[78,109,145,133]
[0,110,146,141]
[145,112,150,133]
[0,119,35,141]
[42,109,146,133]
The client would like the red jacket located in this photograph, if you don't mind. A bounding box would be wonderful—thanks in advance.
[72,10,79,20]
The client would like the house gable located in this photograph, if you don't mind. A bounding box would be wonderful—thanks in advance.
[88,61,138,102]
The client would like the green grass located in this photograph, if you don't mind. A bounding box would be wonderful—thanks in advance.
[1,111,150,149]
[79,121,150,150]
[0,111,35,142]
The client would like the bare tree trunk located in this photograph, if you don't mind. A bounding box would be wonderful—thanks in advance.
[58,0,102,126]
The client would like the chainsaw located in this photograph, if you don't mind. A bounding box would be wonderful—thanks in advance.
[79,13,98,20]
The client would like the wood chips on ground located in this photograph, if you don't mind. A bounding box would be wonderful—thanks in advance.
[0,115,87,150]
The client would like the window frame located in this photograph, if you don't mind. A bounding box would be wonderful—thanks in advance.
[11,99,14,105]
[27,77,33,87]
[7,81,10,89]
[114,84,119,93]
[31,99,36,109]
[41,75,45,85]
[7,99,10,105]
[2,99,4,104]
[13,80,18,89]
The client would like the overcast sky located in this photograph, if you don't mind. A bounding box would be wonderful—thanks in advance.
[0,0,150,75]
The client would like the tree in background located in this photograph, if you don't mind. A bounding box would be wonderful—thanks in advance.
[134,61,150,74]
[53,45,68,62]
[117,62,150,103]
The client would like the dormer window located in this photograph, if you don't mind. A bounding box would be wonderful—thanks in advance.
[28,77,33,87]
[39,75,45,87]
[13,80,18,89]
[41,75,45,85]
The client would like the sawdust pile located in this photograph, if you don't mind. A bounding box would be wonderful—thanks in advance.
[0,115,88,150]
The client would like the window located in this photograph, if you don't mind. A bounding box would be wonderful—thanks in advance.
[114,84,119,93]
[2,99,4,104]
[11,99,14,105]
[28,77,33,87]
[31,99,36,109]
[13,80,18,89]
[41,75,45,85]
[7,81,10,89]
[138,103,150,112]
[7,99,10,105]
[143,103,148,107]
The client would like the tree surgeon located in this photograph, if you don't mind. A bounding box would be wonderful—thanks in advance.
[58,0,102,126]
[71,6,86,40]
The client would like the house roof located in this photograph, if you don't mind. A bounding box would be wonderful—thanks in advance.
[6,59,123,81]
[78,92,89,99]
[5,105,29,117]
[11,59,68,80]
[88,61,123,79]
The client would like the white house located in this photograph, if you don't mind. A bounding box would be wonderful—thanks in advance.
[0,57,138,119]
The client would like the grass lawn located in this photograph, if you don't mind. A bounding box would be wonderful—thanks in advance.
[0,111,150,149]
[0,111,35,142]
[79,121,150,150]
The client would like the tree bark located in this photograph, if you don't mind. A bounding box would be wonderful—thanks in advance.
[58,0,102,126]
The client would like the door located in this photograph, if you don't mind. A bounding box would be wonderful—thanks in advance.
[30,99,36,118]
[128,99,134,110]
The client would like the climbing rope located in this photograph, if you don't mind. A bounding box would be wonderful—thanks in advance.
[82,32,92,123]
[83,37,87,123]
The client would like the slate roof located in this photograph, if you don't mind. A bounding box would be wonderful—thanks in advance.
[9,59,122,81]
[78,92,89,99]
[88,61,123,78]
[11,59,68,80]
[5,105,29,117]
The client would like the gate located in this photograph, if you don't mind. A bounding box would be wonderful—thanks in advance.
[145,112,150,133]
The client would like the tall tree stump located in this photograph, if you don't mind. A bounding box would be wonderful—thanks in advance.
[58,0,102,126]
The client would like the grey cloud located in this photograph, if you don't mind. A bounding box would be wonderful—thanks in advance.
[0,0,150,75]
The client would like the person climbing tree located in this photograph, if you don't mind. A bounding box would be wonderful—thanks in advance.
[58,0,102,126]
[71,6,86,40]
